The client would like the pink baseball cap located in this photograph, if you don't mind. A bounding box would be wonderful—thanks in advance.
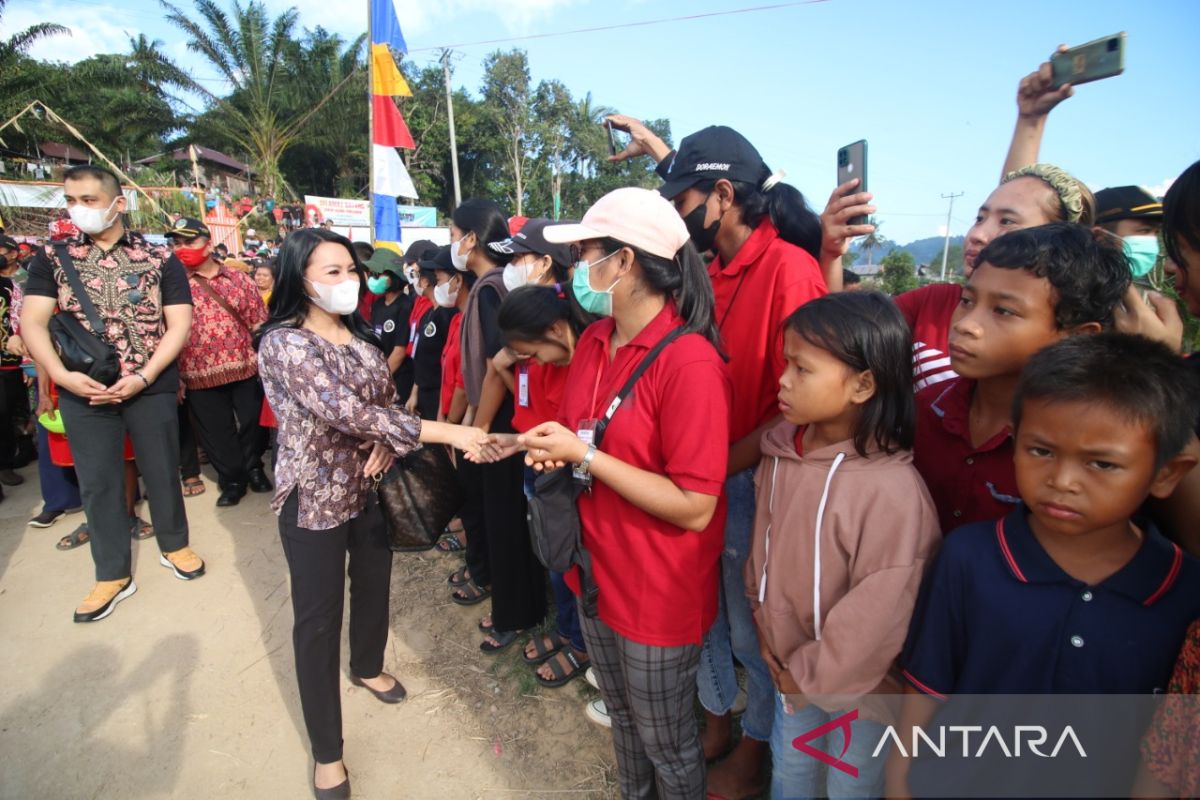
[543,187,688,260]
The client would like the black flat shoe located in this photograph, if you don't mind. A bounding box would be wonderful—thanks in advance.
[248,468,273,493]
[312,765,350,800]
[216,485,246,507]
[349,673,407,703]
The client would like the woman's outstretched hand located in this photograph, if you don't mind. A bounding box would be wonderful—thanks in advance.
[604,114,672,164]
[466,432,524,464]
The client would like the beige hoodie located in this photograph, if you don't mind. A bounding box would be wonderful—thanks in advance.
[744,422,941,722]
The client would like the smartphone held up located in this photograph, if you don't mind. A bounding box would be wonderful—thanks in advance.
[837,140,869,227]
[1051,33,1126,88]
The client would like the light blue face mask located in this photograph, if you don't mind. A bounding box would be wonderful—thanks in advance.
[571,251,620,316]
[1123,235,1160,279]
[367,275,390,294]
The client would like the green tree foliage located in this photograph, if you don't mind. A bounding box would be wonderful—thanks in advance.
[880,248,920,296]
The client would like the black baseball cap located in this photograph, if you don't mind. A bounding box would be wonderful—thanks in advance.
[403,239,437,265]
[0,236,18,251]
[419,244,454,274]
[657,126,767,201]
[166,217,211,240]
[488,218,574,267]
[1094,186,1163,224]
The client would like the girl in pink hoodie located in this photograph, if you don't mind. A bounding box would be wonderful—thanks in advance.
[745,291,941,798]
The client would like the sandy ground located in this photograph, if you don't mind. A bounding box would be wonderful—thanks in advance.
[0,463,618,799]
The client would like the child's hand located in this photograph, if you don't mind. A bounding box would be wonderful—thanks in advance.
[775,669,802,696]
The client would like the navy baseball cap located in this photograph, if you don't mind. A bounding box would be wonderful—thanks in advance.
[402,239,438,265]
[1094,186,1163,225]
[419,244,454,274]
[657,126,767,201]
[488,218,574,267]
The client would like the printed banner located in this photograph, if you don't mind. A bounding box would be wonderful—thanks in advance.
[302,195,372,227]
[399,206,437,227]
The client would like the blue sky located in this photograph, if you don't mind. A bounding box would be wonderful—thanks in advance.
[10,0,1200,243]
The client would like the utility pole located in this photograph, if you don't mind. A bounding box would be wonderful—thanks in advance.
[441,49,462,209]
[939,191,964,281]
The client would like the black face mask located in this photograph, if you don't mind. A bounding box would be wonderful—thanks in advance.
[682,192,720,253]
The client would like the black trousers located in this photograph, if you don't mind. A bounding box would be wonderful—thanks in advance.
[416,387,440,421]
[58,390,189,581]
[458,456,489,586]
[0,368,30,469]
[481,399,545,633]
[178,402,200,481]
[186,376,265,489]
[278,491,393,764]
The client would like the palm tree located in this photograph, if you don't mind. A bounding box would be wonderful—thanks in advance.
[0,0,68,71]
[159,0,364,197]
[857,217,886,265]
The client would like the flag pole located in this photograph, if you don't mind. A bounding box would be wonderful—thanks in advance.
[367,3,375,244]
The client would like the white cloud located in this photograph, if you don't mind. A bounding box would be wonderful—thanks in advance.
[936,224,948,237]
[1144,178,1175,199]
[5,1,144,64]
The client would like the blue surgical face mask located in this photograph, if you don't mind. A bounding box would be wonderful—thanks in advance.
[367,275,390,295]
[1123,235,1159,279]
[571,251,620,317]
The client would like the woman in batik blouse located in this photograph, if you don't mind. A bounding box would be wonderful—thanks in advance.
[257,228,487,800]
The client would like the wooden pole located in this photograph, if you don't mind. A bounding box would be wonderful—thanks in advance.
[367,7,375,244]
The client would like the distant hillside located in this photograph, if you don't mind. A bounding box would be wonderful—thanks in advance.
[851,235,964,265]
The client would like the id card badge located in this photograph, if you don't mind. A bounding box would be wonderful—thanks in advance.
[518,367,530,407]
[573,418,599,484]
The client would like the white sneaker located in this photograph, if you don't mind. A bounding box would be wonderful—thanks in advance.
[731,687,748,716]
[585,666,600,690]
[585,699,611,728]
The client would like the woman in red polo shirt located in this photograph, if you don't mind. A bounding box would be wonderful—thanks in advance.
[609,117,828,794]
[517,188,732,800]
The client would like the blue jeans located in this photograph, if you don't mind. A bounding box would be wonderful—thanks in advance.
[524,465,584,652]
[36,419,81,513]
[696,468,773,741]
[770,695,887,800]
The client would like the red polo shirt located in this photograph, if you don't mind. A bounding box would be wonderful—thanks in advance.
[407,295,432,357]
[558,302,732,646]
[439,313,464,416]
[711,220,826,443]
[895,283,963,392]
[912,377,1021,533]
[511,360,567,433]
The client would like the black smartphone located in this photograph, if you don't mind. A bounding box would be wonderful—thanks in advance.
[837,140,868,226]
[1051,33,1126,88]
[606,120,618,157]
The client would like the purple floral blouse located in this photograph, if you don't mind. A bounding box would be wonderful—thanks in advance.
[258,327,422,530]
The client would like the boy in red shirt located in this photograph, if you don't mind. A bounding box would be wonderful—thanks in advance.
[913,222,1129,533]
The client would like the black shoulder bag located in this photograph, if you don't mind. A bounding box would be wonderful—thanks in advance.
[527,326,686,618]
[47,244,121,385]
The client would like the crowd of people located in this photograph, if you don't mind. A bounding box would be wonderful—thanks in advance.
[1,49,1199,800]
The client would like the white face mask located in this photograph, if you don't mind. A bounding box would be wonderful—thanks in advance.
[502,258,544,292]
[68,196,120,236]
[306,277,359,315]
[450,234,472,271]
[433,279,458,308]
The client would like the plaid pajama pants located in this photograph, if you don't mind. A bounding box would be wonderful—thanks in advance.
[579,606,705,799]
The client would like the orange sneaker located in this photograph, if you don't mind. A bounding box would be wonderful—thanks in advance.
[160,547,206,580]
[73,579,136,623]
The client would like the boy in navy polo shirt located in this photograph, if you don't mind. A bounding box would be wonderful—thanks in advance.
[912,223,1130,532]
[890,333,1200,796]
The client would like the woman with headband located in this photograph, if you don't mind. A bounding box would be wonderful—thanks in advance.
[609,118,827,799]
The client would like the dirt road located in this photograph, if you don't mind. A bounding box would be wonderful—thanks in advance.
[0,466,617,799]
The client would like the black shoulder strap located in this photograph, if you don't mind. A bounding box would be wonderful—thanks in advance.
[593,326,686,448]
[53,244,108,341]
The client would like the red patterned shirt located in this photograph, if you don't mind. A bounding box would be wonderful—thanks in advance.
[178,265,267,390]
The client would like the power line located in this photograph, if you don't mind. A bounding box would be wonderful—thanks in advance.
[405,0,832,54]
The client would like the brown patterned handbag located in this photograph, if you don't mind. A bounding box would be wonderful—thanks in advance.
[375,443,463,551]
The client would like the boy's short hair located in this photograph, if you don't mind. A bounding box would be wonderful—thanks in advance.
[974,222,1130,330]
[1013,333,1200,468]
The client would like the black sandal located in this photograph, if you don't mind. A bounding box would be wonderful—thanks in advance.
[480,629,525,654]
[535,648,590,688]
[56,524,90,551]
[522,632,569,665]
[447,566,471,587]
[436,534,464,553]
[451,581,491,606]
